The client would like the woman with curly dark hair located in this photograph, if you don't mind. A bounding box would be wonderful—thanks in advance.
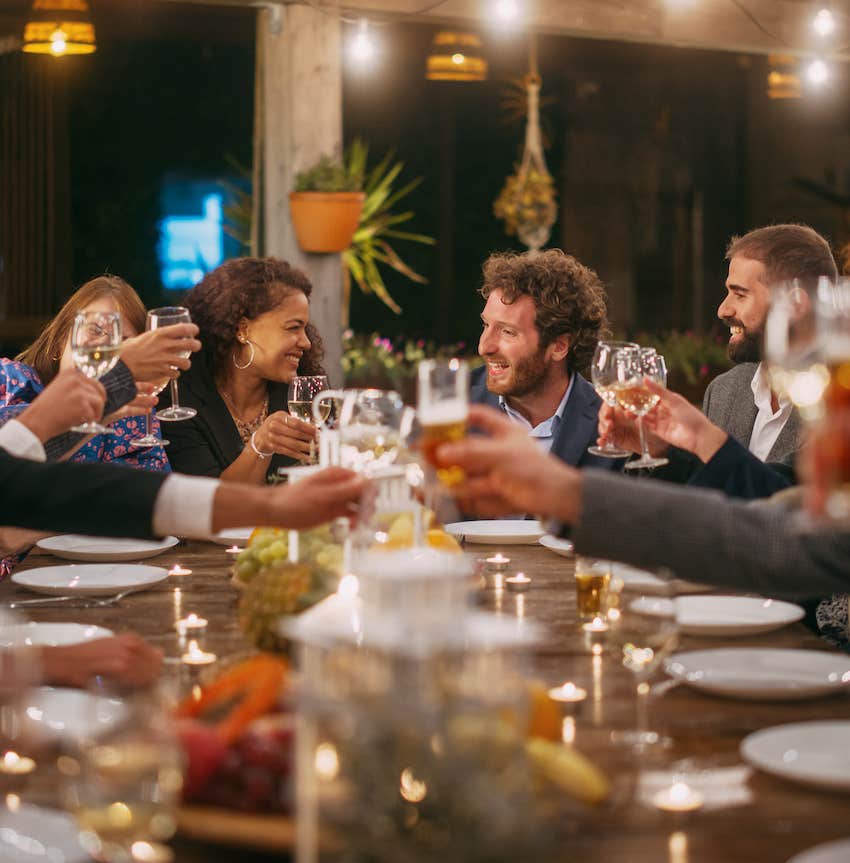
[159,257,326,482]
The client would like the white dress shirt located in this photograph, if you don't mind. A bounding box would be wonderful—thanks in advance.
[499,375,575,454]
[749,363,793,462]
[0,419,218,538]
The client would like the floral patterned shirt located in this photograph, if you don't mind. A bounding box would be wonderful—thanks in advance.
[0,358,170,576]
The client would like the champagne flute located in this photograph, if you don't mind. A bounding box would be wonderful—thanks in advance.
[606,584,679,751]
[289,375,330,464]
[70,311,122,434]
[618,348,669,470]
[150,306,197,422]
[587,340,639,457]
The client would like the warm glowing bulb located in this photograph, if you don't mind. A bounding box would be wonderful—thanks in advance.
[813,8,836,37]
[451,52,465,64]
[350,19,375,64]
[807,58,830,85]
[50,29,67,55]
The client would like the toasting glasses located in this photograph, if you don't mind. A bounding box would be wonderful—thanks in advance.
[618,347,669,471]
[150,306,197,422]
[70,311,122,435]
[587,340,639,458]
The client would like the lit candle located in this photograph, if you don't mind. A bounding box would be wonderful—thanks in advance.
[181,640,216,667]
[175,613,208,638]
[168,564,192,577]
[506,572,531,591]
[0,751,35,776]
[653,781,704,813]
[225,545,243,556]
[582,616,609,633]
[486,552,510,571]
[548,682,588,704]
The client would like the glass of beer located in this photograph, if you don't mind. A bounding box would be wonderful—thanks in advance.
[574,557,612,620]
[417,358,469,486]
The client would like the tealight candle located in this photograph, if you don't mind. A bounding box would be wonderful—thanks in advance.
[485,553,510,572]
[548,682,588,704]
[0,751,35,776]
[653,781,704,813]
[175,613,208,638]
[582,616,609,634]
[181,640,216,667]
[168,564,192,577]
[506,572,531,591]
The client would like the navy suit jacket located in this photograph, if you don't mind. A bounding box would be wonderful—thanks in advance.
[469,366,621,471]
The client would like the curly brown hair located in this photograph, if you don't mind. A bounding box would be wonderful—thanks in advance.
[183,257,325,378]
[479,249,609,373]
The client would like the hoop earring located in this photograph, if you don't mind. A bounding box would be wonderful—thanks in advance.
[233,339,255,370]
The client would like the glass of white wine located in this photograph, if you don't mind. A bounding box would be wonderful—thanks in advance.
[618,347,669,471]
[289,374,330,464]
[65,680,183,863]
[70,310,122,434]
[587,340,639,458]
[151,306,197,423]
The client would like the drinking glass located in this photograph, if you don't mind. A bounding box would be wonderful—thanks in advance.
[574,557,612,621]
[70,310,122,434]
[417,358,469,486]
[65,680,183,863]
[606,585,679,751]
[618,348,669,470]
[338,389,415,476]
[151,306,197,422]
[289,374,330,464]
[587,340,639,458]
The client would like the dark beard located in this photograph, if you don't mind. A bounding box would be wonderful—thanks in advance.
[487,347,550,398]
[727,330,762,364]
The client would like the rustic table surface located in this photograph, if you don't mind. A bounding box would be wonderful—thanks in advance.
[8,537,850,863]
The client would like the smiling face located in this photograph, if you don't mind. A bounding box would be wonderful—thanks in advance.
[478,290,568,398]
[717,256,771,364]
[238,289,311,384]
[58,296,140,373]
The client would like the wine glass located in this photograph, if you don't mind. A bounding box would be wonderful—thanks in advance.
[150,306,197,422]
[289,375,330,464]
[618,348,669,471]
[65,680,183,863]
[606,584,679,752]
[70,311,122,434]
[587,340,639,458]
[338,389,415,476]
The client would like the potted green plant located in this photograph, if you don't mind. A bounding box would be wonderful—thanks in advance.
[289,150,365,253]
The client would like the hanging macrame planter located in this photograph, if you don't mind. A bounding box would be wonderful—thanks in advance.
[493,52,557,253]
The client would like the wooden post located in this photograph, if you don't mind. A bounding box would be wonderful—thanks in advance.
[256,4,344,385]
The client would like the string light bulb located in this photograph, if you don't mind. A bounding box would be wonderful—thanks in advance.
[350,18,376,66]
[806,57,830,85]
[813,7,836,37]
[493,0,520,23]
[50,27,66,54]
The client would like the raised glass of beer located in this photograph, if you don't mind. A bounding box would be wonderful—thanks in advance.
[417,358,469,486]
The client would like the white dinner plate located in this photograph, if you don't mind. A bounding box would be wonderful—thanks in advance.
[539,534,574,557]
[0,803,88,863]
[0,622,113,648]
[24,686,127,744]
[211,527,255,546]
[666,649,850,700]
[444,520,545,545]
[741,721,850,792]
[36,533,179,562]
[788,838,850,863]
[632,595,805,636]
[11,563,169,597]
[611,562,712,596]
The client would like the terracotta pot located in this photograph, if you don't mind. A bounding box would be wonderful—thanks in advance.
[288,192,365,253]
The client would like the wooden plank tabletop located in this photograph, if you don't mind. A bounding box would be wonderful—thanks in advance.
[7,537,850,863]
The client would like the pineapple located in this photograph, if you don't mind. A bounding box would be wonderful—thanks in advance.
[238,562,313,653]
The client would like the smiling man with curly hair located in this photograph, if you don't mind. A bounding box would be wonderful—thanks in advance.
[471,248,619,471]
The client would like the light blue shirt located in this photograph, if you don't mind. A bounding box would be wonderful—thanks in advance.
[499,374,575,455]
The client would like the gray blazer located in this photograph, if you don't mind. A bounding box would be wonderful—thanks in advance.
[702,362,802,467]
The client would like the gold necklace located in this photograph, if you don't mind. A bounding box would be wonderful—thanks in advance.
[218,386,269,443]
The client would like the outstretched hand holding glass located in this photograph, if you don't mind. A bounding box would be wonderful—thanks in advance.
[70,310,122,435]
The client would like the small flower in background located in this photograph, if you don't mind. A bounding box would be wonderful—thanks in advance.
[699,363,709,377]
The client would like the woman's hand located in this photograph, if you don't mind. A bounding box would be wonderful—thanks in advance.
[253,411,317,462]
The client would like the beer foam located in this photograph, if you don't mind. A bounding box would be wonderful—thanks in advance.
[417,399,468,424]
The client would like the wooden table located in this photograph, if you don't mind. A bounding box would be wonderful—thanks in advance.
[8,538,850,863]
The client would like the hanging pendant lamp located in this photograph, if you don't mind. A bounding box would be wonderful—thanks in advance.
[22,0,97,57]
[425,30,487,82]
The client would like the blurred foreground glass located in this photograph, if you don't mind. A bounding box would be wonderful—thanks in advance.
[587,341,638,458]
[151,306,196,423]
[289,375,330,464]
[65,680,183,863]
[417,358,469,486]
[766,277,850,520]
[338,389,415,475]
[617,348,669,471]
[70,310,122,434]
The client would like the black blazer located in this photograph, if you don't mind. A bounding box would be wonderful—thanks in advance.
[1,451,165,537]
[469,366,622,471]
[158,351,294,480]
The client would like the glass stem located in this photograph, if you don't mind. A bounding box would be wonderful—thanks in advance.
[145,408,152,438]
[636,680,651,735]
[637,415,649,460]
[169,377,180,411]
